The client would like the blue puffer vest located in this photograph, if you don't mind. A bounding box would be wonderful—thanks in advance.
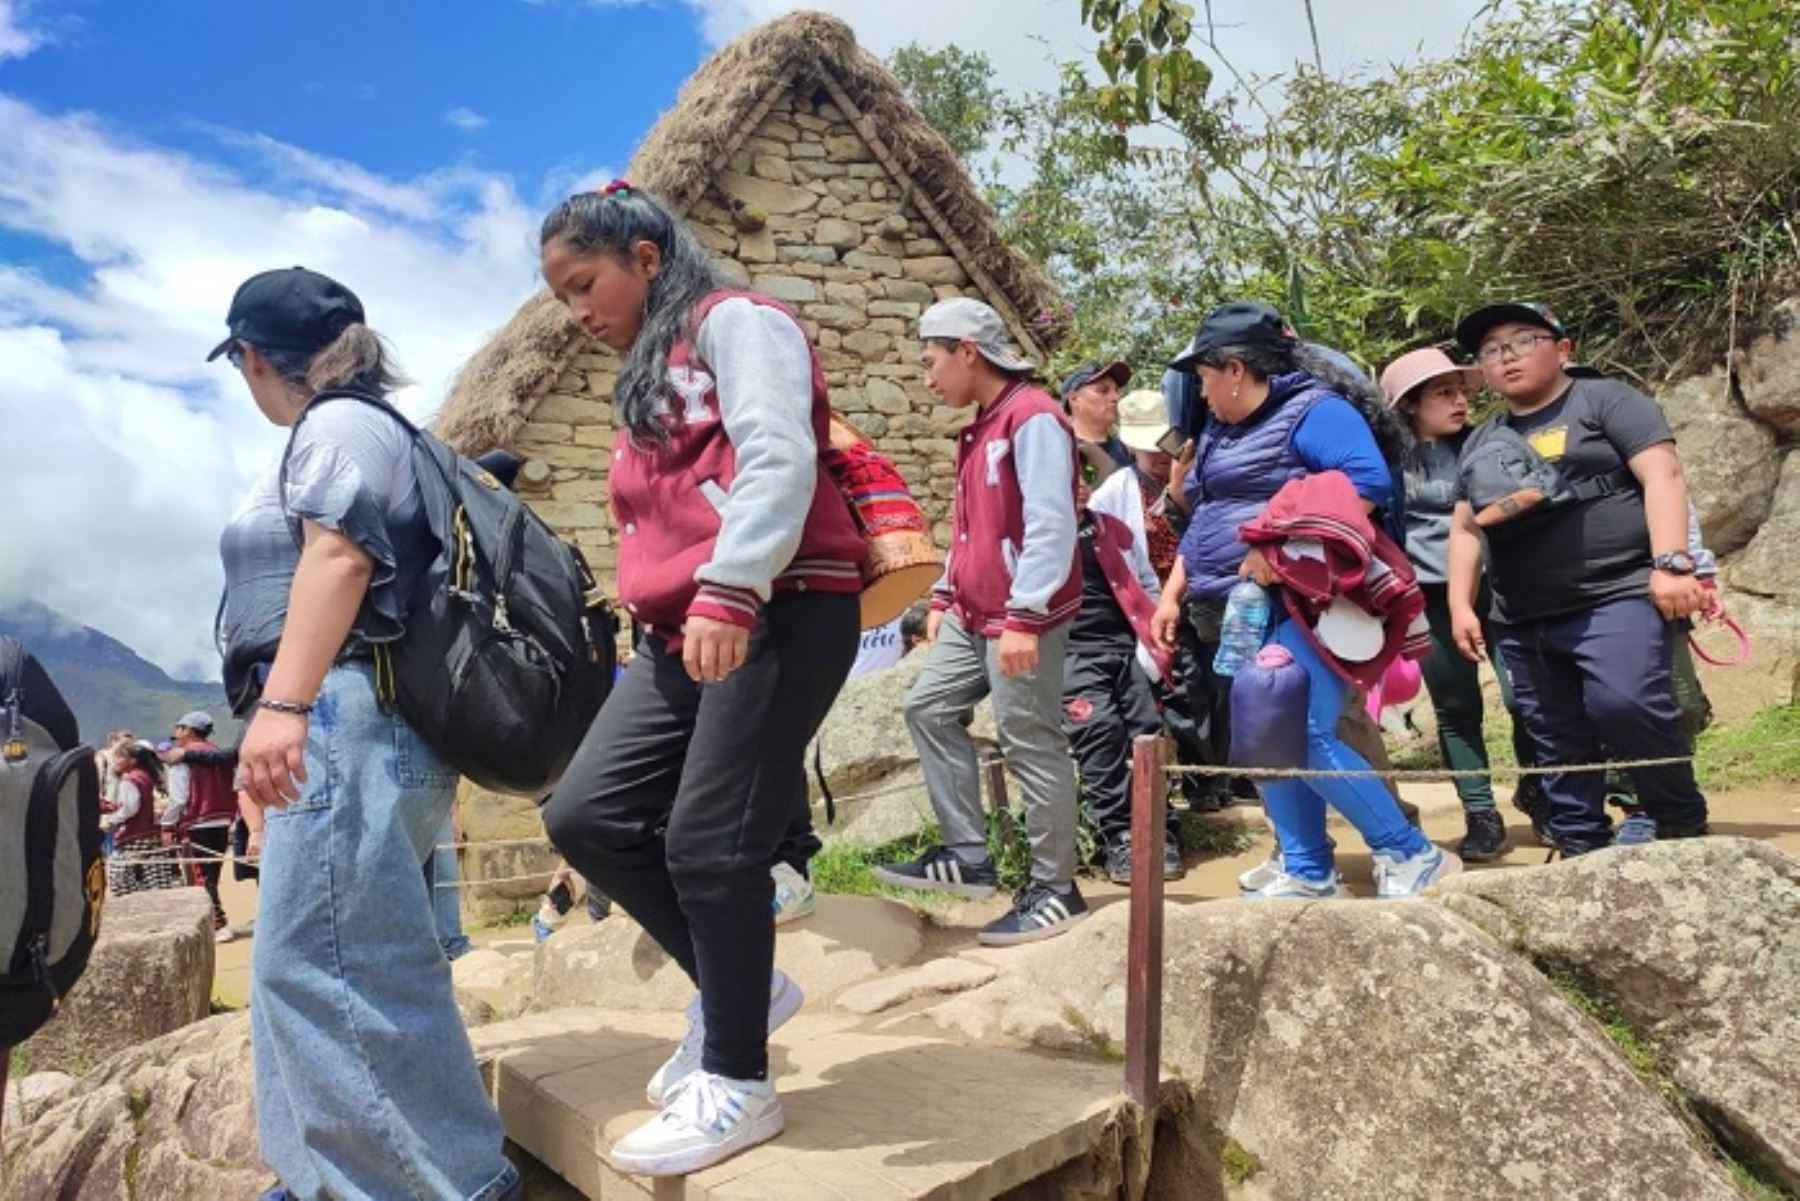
[1178,372,1330,600]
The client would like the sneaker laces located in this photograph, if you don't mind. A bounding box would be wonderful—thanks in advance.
[1010,881,1054,913]
[661,1072,748,1135]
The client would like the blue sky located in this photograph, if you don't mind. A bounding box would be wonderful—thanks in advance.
[0,0,1485,682]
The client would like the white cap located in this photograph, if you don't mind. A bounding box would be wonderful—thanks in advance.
[918,298,1035,373]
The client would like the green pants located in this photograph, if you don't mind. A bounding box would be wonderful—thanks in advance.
[1419,585,1532,811]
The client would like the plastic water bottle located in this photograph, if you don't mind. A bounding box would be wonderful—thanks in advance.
[1214,580,1272,676]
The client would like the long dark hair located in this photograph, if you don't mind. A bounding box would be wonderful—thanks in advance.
[118,741,165,791]
[1195,340,1410,467]
[539,186,731,442]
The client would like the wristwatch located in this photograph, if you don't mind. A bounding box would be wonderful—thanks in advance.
[1652,551,1697,575]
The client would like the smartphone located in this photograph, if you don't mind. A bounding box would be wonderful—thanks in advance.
[1155,427,1188,457]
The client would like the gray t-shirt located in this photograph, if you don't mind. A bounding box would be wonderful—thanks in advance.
[1401,435,1463,586]
[1456,378,1673,624]
[216,398,430,711]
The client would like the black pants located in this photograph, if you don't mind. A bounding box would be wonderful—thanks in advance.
[1062,645,1176,845]
[1498,597,1708,850]
[188,825,231,929]
[1169,597,1236,804]
[543,592,858,1080]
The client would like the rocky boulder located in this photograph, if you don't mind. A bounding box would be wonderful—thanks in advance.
[451,948,533,1021]
[531,894,924,1013]
[1435,837,1800,1193]
[1738,297,1800,436]
[2,1012,266,1200]
[21,888,214,1075]
[928,900,1738,1199]
[1661,367,1782,554]
[1728,451,1800,606]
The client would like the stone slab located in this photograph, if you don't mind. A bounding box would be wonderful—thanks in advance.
[473,1009,1125,1200]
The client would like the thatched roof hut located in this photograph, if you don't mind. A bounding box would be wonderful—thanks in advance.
[433,10,1062,462]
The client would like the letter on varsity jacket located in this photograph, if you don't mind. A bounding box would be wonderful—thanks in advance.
[1008,413,1078,617]
[690,298,820,603]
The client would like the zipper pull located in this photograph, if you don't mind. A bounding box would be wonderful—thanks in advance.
[29,933,61,1009]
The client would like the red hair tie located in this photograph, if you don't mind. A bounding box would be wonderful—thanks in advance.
[599,179,632,196]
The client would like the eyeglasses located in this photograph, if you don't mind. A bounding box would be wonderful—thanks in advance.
[1476,332,1557,363]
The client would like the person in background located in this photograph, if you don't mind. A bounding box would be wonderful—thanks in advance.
[160,711,240,940]
[102,740,179,895]
[1059,360,1136,471]
[210,266,518,1200]
[1448,303,1710,853]
[1379,348,1524,862]
[1152,302,1456,899]
[532,861,615,942]
[537,183,863,1176]
[876,298,1088,945]
[900,601,932,654]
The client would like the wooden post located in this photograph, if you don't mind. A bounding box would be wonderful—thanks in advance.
[1124,734,1167,1108]
[983,755,1016,851]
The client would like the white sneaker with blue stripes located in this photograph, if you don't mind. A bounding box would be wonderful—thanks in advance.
[978,882,1089,946]
[1372,844,1463,898]
[610,1070,783,1177]
[771,861,815,925]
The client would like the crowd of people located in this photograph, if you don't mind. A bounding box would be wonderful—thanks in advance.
[165,179,1716,1198]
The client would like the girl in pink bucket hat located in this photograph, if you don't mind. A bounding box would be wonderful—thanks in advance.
[1381,346,1529,862]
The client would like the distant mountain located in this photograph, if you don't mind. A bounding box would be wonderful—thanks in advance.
[0,600,236,746]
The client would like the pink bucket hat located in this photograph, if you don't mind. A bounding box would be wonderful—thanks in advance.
[1380,347,1482,408]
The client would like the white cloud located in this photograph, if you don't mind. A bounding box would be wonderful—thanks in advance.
[0,0,42,60]
[445,106,488,134]
[0,95,545,681]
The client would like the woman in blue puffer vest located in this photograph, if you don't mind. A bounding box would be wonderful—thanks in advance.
[1150,302,1459,898]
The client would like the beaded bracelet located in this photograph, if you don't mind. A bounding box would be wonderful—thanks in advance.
[257,698,315,717]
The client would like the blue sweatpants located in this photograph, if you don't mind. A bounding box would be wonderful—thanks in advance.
[1259,620,1430,882]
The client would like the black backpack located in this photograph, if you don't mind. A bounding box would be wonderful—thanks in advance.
[0,637,103,1049]
[1458,383,1635,531]
[283,392,617,795]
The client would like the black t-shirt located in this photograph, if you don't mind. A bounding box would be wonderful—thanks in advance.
[1457,378,1674,624]
[1069,513,1136,651]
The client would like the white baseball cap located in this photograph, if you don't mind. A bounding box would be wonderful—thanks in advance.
[918,298,1036,374]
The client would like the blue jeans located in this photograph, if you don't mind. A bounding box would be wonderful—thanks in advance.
[251,664,517,1201]
[1258,620,1430,882]
[424,815,473,961]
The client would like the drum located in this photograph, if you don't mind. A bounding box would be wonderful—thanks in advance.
[824,414,942,630]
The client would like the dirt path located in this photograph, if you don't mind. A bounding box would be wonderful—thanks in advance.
[210,781,1800,1005]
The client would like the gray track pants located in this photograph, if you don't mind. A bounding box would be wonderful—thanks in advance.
[903,612,1079,886]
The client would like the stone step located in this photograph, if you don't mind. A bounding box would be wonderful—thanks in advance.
[473,1008,1127,1200]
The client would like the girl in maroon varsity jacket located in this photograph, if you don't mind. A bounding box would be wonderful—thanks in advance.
[537,183,864,1177]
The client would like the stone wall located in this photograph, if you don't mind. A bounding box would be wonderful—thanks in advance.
[464,83,1001,907]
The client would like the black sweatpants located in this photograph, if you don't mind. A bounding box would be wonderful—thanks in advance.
[188,824,231,929]
[542,592,858,1080]
[1062,645,1175,845]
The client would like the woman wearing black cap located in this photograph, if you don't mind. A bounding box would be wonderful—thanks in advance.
[1149,301,1457,899]
[210,268,518,1201]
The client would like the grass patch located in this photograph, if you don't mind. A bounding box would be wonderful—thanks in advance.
[1696,703,1800,792]
[811,824,958,913]
[1220,1137,1264,1185]
[1178,810,1260,858]
[474,902,538,932]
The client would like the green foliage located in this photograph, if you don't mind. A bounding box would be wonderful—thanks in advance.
[1695,702,1800,790]
[810,823,958,912]
[917,0,1800,383]
[888,42,1001,160]
[1219,1137,1264,1185]
[1177,810,1261,857]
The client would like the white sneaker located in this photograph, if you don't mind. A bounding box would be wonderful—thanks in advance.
[213,926,237,944]
[612,1070,784,1177]
[1244,871,1344,900]
[1373,844,1463,898]
[771,862,815,926]
[646,970,804,1105]
[1238,851,1284,893]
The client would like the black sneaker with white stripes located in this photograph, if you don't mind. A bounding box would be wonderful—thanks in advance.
[871,845,999,899]
[978,882,1089,947]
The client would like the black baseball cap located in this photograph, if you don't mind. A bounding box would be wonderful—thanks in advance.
[1058,360,1132,402]
[1454,302,1566,355]
[1168,301,1295,371]
[207,267,365,362]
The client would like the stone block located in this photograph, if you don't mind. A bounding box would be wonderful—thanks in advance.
[846,163,884,178]
[868,299,922,319]
[516,441,596,469]
[881,279,939,304]
[823,134,871,162]
[843,250,901,277]
[1740,297,1800,435]
[823,282,867,306]
[761,119,799,141]
[715,170,817,215]
[790,142,826,159]
[750,274,819,303]
[793,160,847,182]
[742,135,784,157]
[777,244,839,265]
[825,178,866,204]
[570,425,613,448]
[815,217,863,251]
[524,392,600,425]
[528,499,607,530]
[863,378,911,416]
[841,201,895,223]
[844,329,894,359]
[23,890,213,1074]
[804,304,860,330]
[736,228,777,263]
[549,478,607,502]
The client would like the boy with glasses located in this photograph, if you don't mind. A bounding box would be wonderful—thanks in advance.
[1445,302,1710,855]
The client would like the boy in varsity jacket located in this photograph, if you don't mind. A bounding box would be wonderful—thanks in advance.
[875,298,1088,946]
